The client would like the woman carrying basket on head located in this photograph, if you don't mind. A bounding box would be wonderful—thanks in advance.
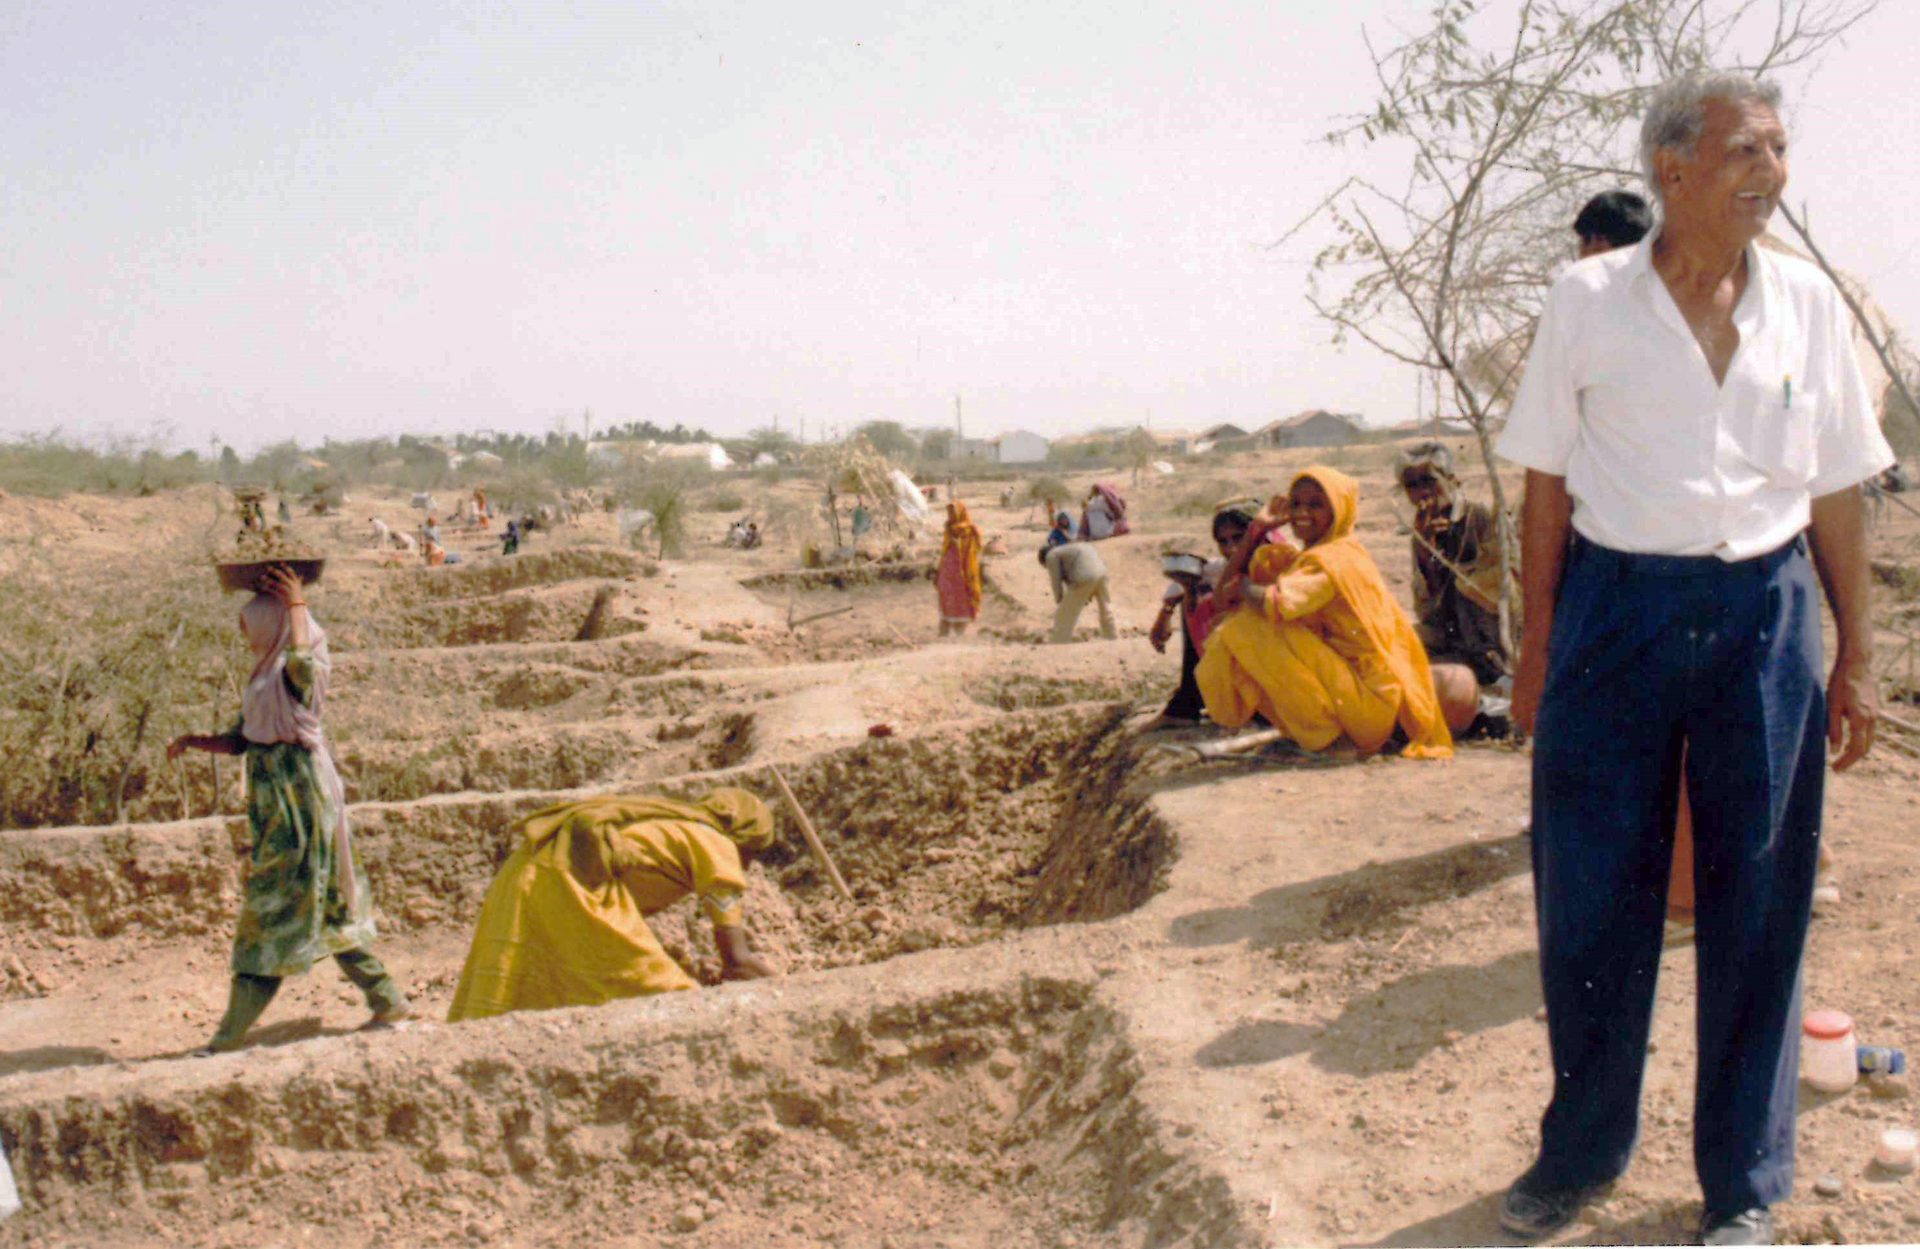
[169,564,408,1053]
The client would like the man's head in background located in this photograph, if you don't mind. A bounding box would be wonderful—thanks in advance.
[1572,190,1653,258]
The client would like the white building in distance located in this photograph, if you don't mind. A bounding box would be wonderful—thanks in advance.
[992,430,1051,464]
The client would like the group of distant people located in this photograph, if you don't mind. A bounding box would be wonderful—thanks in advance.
[364,487,569,564]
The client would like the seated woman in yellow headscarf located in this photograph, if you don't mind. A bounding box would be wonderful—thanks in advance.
[1195,465,1457,759]
[448,788,779,1023]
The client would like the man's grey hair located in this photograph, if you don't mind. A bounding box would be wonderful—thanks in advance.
[1638,71,1783,197]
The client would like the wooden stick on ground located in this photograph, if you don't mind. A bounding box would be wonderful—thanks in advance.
[1155,727,1289,764]
[767,765,854,901]
[789,603,858,630]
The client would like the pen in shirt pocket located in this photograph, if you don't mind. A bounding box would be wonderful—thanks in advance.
[1783,375,1793,407]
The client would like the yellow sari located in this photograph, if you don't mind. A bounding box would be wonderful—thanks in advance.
[447,790,776,1022]
[936,502,984,620]
[1195,466,1453,759]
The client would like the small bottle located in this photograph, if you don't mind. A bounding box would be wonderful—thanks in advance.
[1858,1045,1907,1076]
[1802,1010,1858,1093]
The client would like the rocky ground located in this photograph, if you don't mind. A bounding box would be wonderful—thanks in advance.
[1,445,1917,1247]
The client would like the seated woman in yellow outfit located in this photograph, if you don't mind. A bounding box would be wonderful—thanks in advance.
[448,788,778,1023]
[1195,465,1461,760]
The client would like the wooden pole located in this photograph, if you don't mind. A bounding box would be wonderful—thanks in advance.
[1154,727,1289,764]
[789,603,857,630]
[767,765,853,901]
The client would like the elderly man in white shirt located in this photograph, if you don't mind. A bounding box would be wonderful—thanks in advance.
[1495,72,1891,1247]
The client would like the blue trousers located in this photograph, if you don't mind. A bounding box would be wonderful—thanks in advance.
[1528,535,1825,1216]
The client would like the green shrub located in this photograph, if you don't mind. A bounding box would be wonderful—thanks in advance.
[0,437,212,498]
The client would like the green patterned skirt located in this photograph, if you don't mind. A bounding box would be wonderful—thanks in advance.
[231,741,376,977]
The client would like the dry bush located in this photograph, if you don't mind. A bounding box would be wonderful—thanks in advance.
[1022,476,1071,515]
[1169,477,1256,517]
[0,545,245,828]
[0,436,211,498]
[697,487,747,513]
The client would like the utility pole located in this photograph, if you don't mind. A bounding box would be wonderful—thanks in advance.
[954,393,963,451]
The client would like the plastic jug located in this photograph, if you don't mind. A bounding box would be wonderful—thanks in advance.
[1802,1010,1858,1093]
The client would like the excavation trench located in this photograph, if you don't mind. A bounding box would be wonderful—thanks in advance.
[731,563,1027,662]
[0,969,1254,1249]
[339,548,657,607]
[334,701,785,804]
[328,582,649,649]
[0,704,1176,1047]
[331,635,711,691]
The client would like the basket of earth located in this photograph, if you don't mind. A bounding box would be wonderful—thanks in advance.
[215,531,326,593]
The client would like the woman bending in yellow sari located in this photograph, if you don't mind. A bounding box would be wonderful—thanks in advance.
[1195,465,1456,759]
[448,788,778,1023]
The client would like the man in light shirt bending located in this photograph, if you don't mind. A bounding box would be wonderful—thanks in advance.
[1495,72,1891,1247]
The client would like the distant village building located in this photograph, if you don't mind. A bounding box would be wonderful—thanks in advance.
[954,431,1052,463]
[657,442,735,471]
[992,430,1050,464]
[587,439,644,469]
[1149,429,1202,457]
[1253,410,1366,449]
[1189,423,1250,454]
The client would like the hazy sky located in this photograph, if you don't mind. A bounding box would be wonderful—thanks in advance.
[3,1,1914,453]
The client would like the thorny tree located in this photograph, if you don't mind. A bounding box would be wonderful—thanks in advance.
[1291,0,1878,660]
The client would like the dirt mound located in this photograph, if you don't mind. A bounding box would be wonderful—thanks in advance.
[0,969,1255,1248]
[336,722,648,803]
[741,562,928,592]
[331,583,647,649]
[349,548,656,606]
[967,671,1164,713]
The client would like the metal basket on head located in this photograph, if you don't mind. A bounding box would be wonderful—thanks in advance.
[214,557,326,594]
[1160,552,1208,586]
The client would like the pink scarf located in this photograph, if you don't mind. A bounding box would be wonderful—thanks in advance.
[240,595,357,911]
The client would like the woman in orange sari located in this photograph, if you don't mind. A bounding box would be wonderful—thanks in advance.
[1196,465,1455,759]
[936,501,984,637]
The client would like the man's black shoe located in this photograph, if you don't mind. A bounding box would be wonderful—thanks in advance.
[1498,1173,1612,1240]
[1700,1207,1772,1246]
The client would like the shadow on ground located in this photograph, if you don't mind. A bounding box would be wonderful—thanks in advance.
[1194,948,1539,1075]
[1168,832,1531,953]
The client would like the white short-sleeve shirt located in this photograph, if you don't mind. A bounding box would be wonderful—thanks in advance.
[1497,236,1894,560]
